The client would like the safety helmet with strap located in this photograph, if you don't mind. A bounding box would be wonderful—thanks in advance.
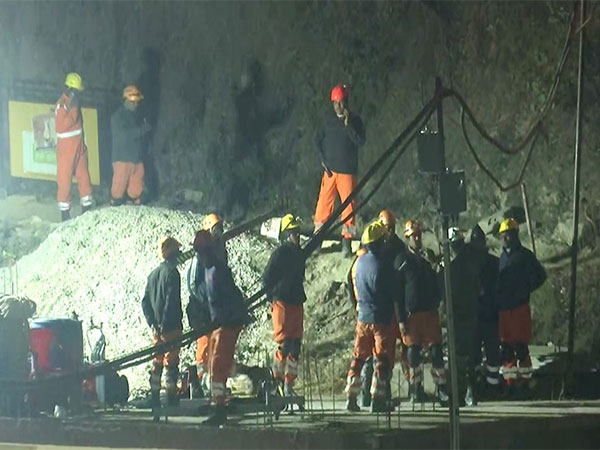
[499,218,519,234]
[280,214,301,234]
[361,221,386,245]
[202,213,222,232]
[65,72,84,91]
[330,84,348,102]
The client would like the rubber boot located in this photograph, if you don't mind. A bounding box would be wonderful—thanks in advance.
[370,396,393,413]
[203,403,227,426]
[150,390,161,422]
[465,385,477,406]
[81,204,92,214]
[341,238,352,258]
[345,396,361,412]
[61,210,70,222]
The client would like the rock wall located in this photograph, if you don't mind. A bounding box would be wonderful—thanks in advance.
[1,1,599,358]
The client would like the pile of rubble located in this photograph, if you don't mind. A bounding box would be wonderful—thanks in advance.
[15,205,274,394]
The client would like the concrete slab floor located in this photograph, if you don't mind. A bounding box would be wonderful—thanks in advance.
[1,399,599,449]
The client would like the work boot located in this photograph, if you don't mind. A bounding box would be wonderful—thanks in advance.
[345,396,361,412]
[436,385,449,407]
[166,389,179,407]
[81,204,92,214]
[465,385,477,406]
[61,210,70,222]
[341,238,352,258]
[370,396,393,413]
[411,383,425,404]
[203,404,227,426]
[361,389,372,408]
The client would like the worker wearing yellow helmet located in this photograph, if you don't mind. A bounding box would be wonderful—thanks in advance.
[496,218,546,395]
[262,214,307,398]
[110,84,151,207]
[397,218,447,405]
[344,221,395,413]
[55,72,93,221]
[142,236,183,420]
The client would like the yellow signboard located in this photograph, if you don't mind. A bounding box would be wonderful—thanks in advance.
[8,100,100,185]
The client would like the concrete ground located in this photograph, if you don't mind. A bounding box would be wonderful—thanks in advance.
[1,399,599,449]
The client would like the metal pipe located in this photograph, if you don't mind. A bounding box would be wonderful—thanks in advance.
[436,77,460,450]
[567,0,586,390]
[521,183,537,255]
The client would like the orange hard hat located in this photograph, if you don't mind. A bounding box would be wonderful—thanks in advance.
[330,84,348,102]
[378,210,397,229]
[193,230,212,253]
[123,85,144,103]
[202,213,222,232]
[404,219,422,238]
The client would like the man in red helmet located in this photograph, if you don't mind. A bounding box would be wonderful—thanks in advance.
[314,84,366,257]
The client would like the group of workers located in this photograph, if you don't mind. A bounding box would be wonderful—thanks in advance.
[56,76,544,424]
[54,73,151,221]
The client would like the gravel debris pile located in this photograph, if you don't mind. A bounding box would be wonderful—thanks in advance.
[15,205,274,394]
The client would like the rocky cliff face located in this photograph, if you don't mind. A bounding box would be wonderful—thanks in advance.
[1,1,599,358]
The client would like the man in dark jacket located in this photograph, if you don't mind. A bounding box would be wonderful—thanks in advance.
[396,220,447,404]
[445,228,484,406]
[194,230,248,426]
[345,221,396,413]
[496,218,546,393]
[110,85,151,205]
[142,236,182,415]
[313,84,366,257]
[262,214,306,397]
[470,225,501,397]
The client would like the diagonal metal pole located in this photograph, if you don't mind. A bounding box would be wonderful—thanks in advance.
[567,0,586,393]
[436,77,460,450]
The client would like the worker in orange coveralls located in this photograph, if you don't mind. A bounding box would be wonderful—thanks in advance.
[55,72,93,221]
[110,85,151,205]
[262,214,306,397]
[194,230,248,426]
[142,237,183,420]
[313,84,365,257]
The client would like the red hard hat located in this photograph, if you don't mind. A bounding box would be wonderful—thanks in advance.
[330,84,348,102]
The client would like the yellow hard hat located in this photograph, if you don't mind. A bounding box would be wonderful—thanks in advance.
[202,213,222,232]
[404,219,422,238]
[499,218,519,234]
[65,72,84,91]
[361,221,386,245]
[123,84,144,103]
[280,214,301,233]
[159,236,181,259]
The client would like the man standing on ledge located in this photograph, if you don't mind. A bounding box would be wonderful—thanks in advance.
[55,72,93,221]
[313,84,365,257]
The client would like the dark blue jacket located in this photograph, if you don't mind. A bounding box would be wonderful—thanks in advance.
[497,243,546,311]
[205,261,248,327]
[478,251,500,321]
[314,110,365,175]
[141,261,182,332]
[262,242,307,305]
[396,250,441,323]
[355,250,396,325]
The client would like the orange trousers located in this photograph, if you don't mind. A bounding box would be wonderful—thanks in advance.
[152,329,183,368]
[196,333,211,380]
[56,137,92,210]
[346,321,394,398]
[499,304,532,385]
[210,326,242,405]
[401,310,442,348]
[271,300,303,342]
[111,162,145,203]
[314,171,357,238]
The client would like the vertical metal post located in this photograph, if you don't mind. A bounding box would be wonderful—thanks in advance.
[436,77,460,450]
[521,183,537,255]
[567,0,586,389]
[331,357,336,421]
